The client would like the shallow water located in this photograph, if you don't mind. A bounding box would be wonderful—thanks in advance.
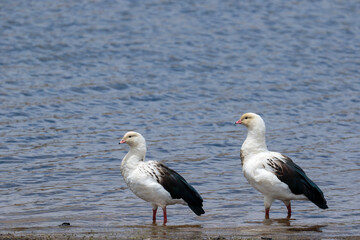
[0,0,359,238]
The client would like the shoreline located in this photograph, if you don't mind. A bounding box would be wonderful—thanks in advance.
[1,223,358,240]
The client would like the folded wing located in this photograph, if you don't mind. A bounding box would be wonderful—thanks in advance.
[267,155,328,209]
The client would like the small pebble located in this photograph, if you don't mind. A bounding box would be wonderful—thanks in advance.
[60,222,71,226]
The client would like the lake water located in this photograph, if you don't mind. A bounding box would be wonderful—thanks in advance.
[0,0,359,239]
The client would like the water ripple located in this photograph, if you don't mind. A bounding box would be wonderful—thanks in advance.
[0,0,359,238]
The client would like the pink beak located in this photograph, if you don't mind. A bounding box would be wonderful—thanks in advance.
[119,139,126,144]
[235,119,242,124]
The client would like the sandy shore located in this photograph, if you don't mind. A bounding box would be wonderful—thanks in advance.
[1,222,359,240]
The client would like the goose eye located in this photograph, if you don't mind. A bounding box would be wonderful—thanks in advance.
[129,136,132,138]
[245,117,248,119]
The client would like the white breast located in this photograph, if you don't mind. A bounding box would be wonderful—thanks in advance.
[243,152,305,201]
[123,161,184,208]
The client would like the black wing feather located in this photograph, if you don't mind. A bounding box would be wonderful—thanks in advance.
[156,162,205,216]
[267,155,328,209]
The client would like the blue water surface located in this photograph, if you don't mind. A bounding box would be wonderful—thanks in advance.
[0,0,359,238]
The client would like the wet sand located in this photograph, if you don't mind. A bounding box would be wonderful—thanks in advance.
[1,219,358,240]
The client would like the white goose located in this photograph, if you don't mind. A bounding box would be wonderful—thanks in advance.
[119,131,204,224]
[235,113,328,219]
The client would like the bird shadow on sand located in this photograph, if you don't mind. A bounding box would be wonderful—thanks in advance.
[262,217,292,226]
[122,222,202,229]
[118,223,204,239]
[260,218,326,233]
[150,222,202,228]
[244,217,326,233]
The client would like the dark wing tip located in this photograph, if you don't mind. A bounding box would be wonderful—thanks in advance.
[320,204,329,209]
[156,163,205,215]
[313,198,328,209]
[189,205,205,216]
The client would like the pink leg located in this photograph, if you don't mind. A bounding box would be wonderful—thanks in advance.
[286,202,291,219]
[265,208,270,219]
[162,207,167,225]
[152,207,158,223]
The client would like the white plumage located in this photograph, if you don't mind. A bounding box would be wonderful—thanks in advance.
[242,152,307,203]
[121,160,184,208]
[236,113,328,219]
[119,131,204,224]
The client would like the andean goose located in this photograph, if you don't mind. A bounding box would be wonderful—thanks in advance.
[119,131,205,224]
[235,113,328,219]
